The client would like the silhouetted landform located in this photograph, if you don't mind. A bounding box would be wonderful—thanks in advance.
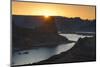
[12,15,72,50]
[13,15,96,33]
[55,17,96,33]
[12,15,96,50]
[14,36,96,66]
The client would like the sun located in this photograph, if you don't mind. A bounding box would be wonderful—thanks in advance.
[44,15,49,18]
[43,11,50,18]
[43,12,50,18]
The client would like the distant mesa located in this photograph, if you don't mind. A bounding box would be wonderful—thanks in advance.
[13,15,96,33]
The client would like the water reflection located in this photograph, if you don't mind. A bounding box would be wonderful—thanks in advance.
[59,34,93,41]
[12,34,93,65]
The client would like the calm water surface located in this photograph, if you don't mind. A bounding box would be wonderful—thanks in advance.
[12,34,93,65]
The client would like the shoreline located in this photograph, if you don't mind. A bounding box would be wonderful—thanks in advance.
[12,36,96,67]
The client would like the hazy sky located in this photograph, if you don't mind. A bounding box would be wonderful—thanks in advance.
[12,1,96,20]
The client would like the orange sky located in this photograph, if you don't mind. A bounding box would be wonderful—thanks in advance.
[12,1,96,20]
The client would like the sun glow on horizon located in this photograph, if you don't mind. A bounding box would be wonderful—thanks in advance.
[44,15,49,18]
[12,2,96,20]
[35,9,58,17]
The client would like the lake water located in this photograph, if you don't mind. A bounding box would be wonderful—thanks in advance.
[12,34,93,65]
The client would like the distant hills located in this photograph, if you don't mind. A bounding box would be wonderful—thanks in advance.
[12,15,96,33]
[54,16,96,33]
